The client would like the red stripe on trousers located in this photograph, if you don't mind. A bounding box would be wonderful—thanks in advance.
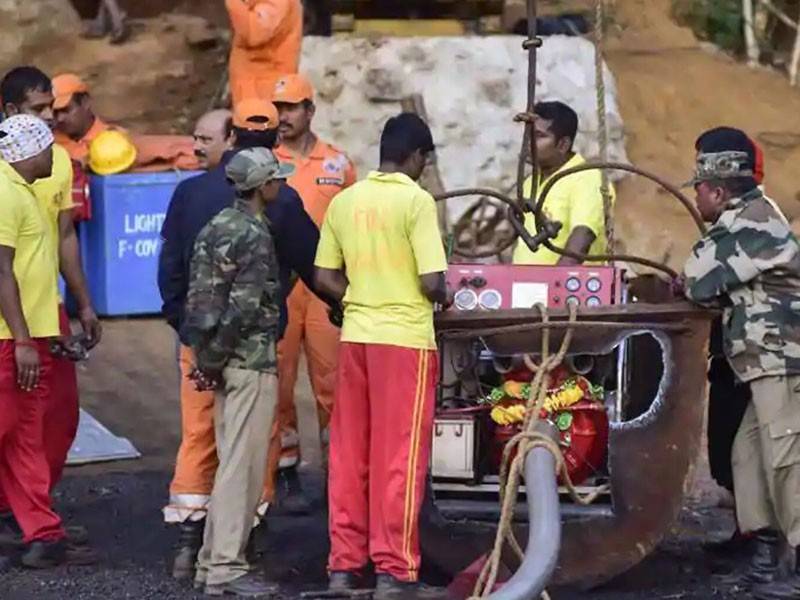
[327,342,438,582]
[0,339,65,542]
[0,306,79,513]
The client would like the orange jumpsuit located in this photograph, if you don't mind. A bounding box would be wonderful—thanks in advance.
[226,0,303,105]
[263,138,356,500]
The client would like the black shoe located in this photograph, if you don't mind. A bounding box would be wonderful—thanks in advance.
[374,574,448,600]
[703,529,756,557]
[0,513,23,550]
[725,529,781,587]
[21,539,67,569]
[329,571,361,591]
[246,523,264,566]
[753,547,800,599]
[204,572,279,597]
[275,467,312,516]
[172,519,205,581]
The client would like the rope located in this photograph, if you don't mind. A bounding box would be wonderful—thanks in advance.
[470,304,602,599]
[594,0,614,257]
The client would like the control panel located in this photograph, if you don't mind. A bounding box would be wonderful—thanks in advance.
[447,264,622,311]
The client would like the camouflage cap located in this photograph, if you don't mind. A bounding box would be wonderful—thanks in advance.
[685,150,755,187]
[225,147,295,192]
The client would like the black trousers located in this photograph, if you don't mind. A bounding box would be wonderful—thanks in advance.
[707,356,751,492]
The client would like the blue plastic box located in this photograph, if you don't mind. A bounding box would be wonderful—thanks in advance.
[81,171,203,316]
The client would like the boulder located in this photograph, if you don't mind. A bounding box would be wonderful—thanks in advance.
[301,35,628,222]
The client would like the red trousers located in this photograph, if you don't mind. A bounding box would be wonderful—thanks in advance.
[0,306,79,514]
[0,339,65,543]
[328,342,438,582]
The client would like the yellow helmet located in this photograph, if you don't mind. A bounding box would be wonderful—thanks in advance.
[88,130,137,175]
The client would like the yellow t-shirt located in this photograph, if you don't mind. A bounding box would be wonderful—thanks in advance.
[512,153,615,265]
[31,144,75,267]
[315,171,448,350]
[0,163,60,339]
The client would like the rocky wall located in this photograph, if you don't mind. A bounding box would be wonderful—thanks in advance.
[301,34,627,219]
[0,0,80,69]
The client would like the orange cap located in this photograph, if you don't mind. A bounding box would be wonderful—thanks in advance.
[272,74,314,104]
[232,99,279,131]
[52,73,89,110]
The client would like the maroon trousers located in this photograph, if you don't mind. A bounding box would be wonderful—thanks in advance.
[327,342,438,582]
[0,339,65,543]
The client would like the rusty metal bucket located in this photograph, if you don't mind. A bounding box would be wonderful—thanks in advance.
[421,302,714,589]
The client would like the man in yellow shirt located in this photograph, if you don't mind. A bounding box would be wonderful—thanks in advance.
[0,67,101,557]
[0,115,68,568]
[314,113,449,599]
[512,101,614,265]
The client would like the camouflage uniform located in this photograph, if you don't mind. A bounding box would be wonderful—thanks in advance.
[684,186,800,547]
[182,147,287,590]
[182,199,280,374]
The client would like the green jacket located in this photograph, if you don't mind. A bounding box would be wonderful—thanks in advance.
[684,188,800,382]
[182,199,280,373]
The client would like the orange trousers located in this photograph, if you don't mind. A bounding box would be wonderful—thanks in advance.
[263,283,339,501]
[165,284,339,521]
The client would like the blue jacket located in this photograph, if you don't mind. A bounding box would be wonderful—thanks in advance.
[158,150,319,342]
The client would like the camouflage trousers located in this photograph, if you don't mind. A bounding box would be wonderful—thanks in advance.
[733,374,800,547]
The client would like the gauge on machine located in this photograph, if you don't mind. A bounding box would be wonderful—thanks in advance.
[454,288,478,311]
[566,295,581,308]
[565,277,581,292]
[586,277,602,293]
[586,296,601,308]
[478,289,503,310]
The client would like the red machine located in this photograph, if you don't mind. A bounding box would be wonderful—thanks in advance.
[446,263,622,311]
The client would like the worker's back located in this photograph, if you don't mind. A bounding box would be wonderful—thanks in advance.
[317,170,446,350]
[227,0,303,103]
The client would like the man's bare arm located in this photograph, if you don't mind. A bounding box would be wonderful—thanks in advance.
[420,271,448,305]
[58,212,102,347]
[314,267,348,303]
[0,245,39,390]
[556,226,597,266]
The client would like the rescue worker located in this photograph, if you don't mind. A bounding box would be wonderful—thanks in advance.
[52,73,198,172]
[0,67,101,557]
[51,73,110,165]
[158,100,321,580]
[697,129,770,557]
[226,0,303,105]
[314,113,450,598]
[183,147,291,597]
[266,73,356,513]
[512,101,614,265]
[682,130,800,600]
[0,115,69,568]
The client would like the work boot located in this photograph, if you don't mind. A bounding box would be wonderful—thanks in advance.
[329,571,362,591]
[726,529,781,587]
[172,519,205,581]
[0,512,23,550]
[0,514,89,549]
[204,572,279,597]
[753,547,800,599]
[373,574,448,600]
[703,528,756,557]
[21,539,67,569]
[275,467,312,516]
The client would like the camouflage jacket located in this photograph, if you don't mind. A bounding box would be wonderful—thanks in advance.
[683,188,800,382]
[181,199,280,374]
